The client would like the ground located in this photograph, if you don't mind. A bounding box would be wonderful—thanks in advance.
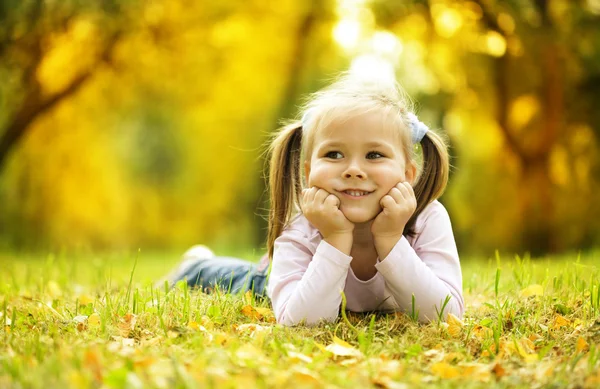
[1,250,599,388]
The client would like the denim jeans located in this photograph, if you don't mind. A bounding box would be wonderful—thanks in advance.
[174,256,268,297]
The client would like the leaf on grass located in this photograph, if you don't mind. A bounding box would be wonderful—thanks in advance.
[83,347,103,382]
[430,362,460,379]
[520,284,544,298]
[240,305,263,321]
[446,313,464,338]
[472,325,493,340]
[286,367,322,388]
[118,313,137,337]
[460,363,491,382]
[88,313,101,328]
[325,336,363,359]
[287,351,313,364]
[576,337,588,353]
[491,363,506,378]
[371,376,408,389]
[553,315,570,329]
[233,323,272,337]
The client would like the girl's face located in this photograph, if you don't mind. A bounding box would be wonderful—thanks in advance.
[305,111,416,225]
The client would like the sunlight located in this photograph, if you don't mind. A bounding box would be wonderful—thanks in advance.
[371,31,403,57]
[432,5,463,38]
[485,31,507,57]
[332,19,361,50]
[349,54,396,83]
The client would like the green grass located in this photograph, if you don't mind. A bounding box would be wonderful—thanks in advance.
[1,249,600,388]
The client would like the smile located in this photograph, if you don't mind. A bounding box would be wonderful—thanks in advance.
[339,189,373,198]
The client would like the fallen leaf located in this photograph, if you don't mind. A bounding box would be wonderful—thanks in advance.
[240,305,262,321]
[446,313,464,338]
[233,323,272,337]
[553,315,570,330]
[520,284,544,298]
[83,347,103,382]
[431,362,460,379]
[576,337,588,353]
[287,351,313,364]
[325,337,363,359]
[88,313,101,328]
[492,363,506,378]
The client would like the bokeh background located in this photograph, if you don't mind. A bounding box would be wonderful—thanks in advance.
[1,0,599,257]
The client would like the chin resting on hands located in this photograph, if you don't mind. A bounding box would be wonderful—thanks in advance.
[301,187,354,240]
[371,182,417,239]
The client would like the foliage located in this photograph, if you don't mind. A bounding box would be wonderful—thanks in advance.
[1,251,600,388]
[1,0,600,254]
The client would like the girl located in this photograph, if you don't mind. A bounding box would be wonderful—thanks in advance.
[160,74,464,326]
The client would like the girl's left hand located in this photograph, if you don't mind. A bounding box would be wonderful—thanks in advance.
[371,182,417,239]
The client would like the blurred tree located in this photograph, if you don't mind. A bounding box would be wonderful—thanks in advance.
[0,0,126,169]
[371,0,600,254]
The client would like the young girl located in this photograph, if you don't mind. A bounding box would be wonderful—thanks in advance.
[160,74,464,326]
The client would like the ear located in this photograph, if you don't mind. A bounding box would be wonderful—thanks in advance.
[405,161,417,185]
[304,160,311,185]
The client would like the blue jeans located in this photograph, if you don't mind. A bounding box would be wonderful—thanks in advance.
[175,257,268,297]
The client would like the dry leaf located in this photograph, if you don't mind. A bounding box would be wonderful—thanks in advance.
[553,315,570,329]
[446,313,464,337]
[287,351,313,364]
[520,284,544,298]
[576,337,589,353]
[325,337,363,359]
[88,313,101,328]
[492,363,506,378]
[233,323,272,337]
[431,362,460,379]
[240,305,262,321]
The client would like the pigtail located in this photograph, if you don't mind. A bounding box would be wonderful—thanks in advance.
[404,129,449,236]
[267,122,304,259]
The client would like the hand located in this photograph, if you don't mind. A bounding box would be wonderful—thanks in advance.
[371,182,417,240]
[301,187,354,253]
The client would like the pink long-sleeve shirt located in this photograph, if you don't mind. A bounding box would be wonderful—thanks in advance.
[265,200,464,326]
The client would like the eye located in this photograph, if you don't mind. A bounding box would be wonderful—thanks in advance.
[324,151,343,159]
[366,151,384,159]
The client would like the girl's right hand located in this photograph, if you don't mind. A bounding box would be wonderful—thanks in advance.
[301,187,354,253]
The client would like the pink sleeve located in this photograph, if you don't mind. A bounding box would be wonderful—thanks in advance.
[267,227,352,326]
[375,202,464,322]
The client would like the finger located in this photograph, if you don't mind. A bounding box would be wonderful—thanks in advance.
[324,194,340,209]
[395,183,412,199]
[400,182,415,196]
[314,188,330,204]
[388,187,404,203]
[380,195,396,210]
[306,186,318,202]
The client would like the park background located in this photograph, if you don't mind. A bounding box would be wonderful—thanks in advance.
[1,0,600,258]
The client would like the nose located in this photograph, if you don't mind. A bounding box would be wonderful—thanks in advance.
[342,160,366,179]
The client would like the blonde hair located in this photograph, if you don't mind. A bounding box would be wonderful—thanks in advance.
[266,74,450,258]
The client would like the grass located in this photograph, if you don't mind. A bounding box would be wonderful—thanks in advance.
[1,249,600,388]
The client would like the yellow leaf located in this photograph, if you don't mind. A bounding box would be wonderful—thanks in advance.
[240,305,262,321]
[254,307,276,322]
[446,313,464,337]
[553,315,570,329]
[287,351,313,364]
[520,284,544,298]
[88,313,101,328]
[325,337,362,359]
[431,362,460,379]
[576,337,588,353]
